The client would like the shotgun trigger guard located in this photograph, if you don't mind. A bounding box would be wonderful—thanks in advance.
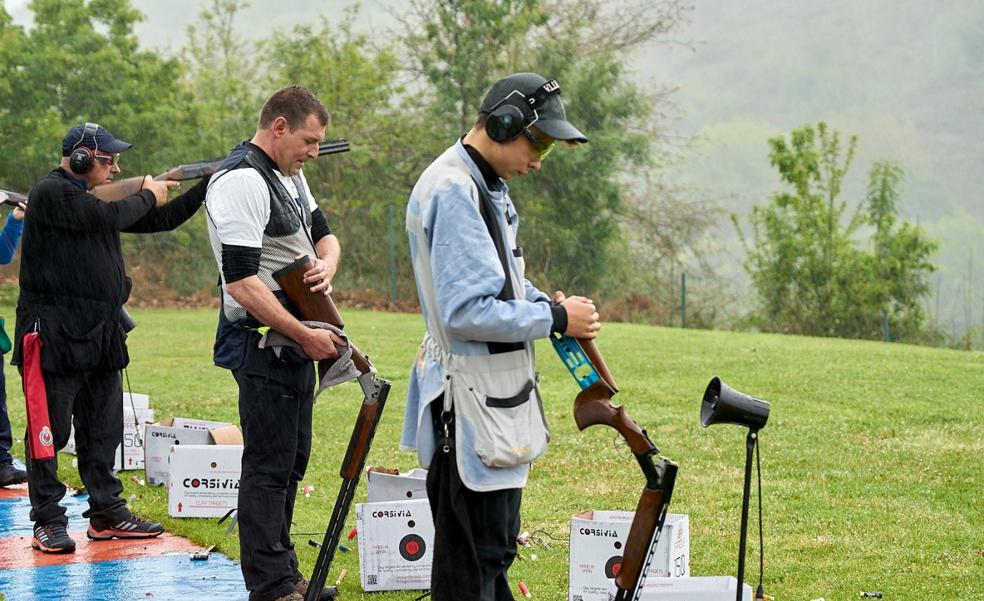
[550,332,600,390]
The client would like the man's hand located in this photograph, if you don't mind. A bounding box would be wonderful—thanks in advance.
[301,255,336,295]
[299,327,345,361]
[11,201,26,221]
[142,176,180,207]
[554,290,601,339]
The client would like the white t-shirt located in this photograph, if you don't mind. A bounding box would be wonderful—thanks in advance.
[205,165,319,321]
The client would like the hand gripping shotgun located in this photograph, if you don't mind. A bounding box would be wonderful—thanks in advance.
[551,333,678,601]
[272,255,388,601]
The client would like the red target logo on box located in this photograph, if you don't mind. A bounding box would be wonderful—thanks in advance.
[399,533,426,561]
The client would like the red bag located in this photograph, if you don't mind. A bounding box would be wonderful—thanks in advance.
[22,331,55,461]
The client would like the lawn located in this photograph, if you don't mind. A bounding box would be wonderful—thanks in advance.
[2,304,982,600]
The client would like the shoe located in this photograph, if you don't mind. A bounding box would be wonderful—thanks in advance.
[272,593,304,601]
[0,462,27,487]
[32,522,76,553]
[87,512,164,540]
[294,576,338,600]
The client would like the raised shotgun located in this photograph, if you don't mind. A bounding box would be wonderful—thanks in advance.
[0,140,351,207]
[92,139,351,202]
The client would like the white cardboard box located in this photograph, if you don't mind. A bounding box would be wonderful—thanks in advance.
[607,576,752,601]
[63,392,152,457]
[118,407,155,471]
[64,406,154,472]
[570,511,690,601]
[167,444,243,518]
[365,467,429,504]
[144,418,240,486]
[355,499,434,591]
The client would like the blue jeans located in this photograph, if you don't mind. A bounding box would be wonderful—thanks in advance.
[0,355,14,465]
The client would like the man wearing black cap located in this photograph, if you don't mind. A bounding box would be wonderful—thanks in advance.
[12,122,209,554]
[401,72,601,600]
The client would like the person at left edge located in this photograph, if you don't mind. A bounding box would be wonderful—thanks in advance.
[11,122,210,554]
[0,200,27,488]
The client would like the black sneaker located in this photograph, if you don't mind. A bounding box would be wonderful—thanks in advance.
[87,513,164,540]
[32,522,76,553]
[0,462,27,487]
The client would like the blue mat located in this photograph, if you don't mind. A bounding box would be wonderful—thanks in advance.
[0,553,247,601]
[0,493,89,538]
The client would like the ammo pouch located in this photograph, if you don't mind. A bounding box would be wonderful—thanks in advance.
[446,345,549,468]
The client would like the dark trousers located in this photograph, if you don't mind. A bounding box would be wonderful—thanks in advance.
[0,356,14,465]
[428,399,522,601]
[233,336,315,601]
[23,369,126,527]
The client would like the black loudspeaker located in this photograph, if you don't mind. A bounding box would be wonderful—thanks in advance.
[485,80,561,143]
[701,377,770,430]
[68,122,100,174]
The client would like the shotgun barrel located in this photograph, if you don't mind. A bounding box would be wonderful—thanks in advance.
[91,139,352,202]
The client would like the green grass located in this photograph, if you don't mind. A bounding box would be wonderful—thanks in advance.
[3,305,983,600]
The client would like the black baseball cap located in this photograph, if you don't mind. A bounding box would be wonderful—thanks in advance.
[61,123,133,157]
[479,72,588,143]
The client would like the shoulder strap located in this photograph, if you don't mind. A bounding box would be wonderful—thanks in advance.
[472,178,524,354]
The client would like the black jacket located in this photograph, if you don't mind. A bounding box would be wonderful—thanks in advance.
[12,168,208,373]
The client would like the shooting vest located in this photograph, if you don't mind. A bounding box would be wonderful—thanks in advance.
[206,142,316,370]
[409,156,550,485]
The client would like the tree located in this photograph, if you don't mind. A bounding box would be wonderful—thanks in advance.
[735,122,937,341]
[399,0,715,314]
[0,0,194,190]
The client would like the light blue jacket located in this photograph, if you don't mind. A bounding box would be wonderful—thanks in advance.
[400,141,553,490]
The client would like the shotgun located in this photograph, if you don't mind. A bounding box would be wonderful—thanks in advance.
[91,139,351,202]
[271,255,389,601]
[0,190,28,208]
[551,333,678,601]
[2,140,351,206]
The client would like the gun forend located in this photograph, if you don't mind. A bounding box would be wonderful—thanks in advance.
[614,458,678,593]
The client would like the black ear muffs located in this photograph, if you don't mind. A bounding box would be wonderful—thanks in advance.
[486,103,530,143]
[68,122,100,174]
[69,146,95,174]
[484,80,562,144]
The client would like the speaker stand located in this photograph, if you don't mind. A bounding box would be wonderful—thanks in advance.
[736,428,757,601]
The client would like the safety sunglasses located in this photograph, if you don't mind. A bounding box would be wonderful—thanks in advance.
[93,153,120,166]
[522,128,555,161]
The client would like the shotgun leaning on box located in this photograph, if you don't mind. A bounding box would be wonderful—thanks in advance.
[0,139,350,206]
[551,333,679,601]
[271,255,389,601]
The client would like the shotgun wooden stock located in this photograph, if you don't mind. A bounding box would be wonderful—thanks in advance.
[573,380,656,456]
[272,255,372,374]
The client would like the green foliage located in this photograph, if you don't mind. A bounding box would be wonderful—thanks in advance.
[735,122,938,341]
[402,0,707,303]
[0,0,195,189]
